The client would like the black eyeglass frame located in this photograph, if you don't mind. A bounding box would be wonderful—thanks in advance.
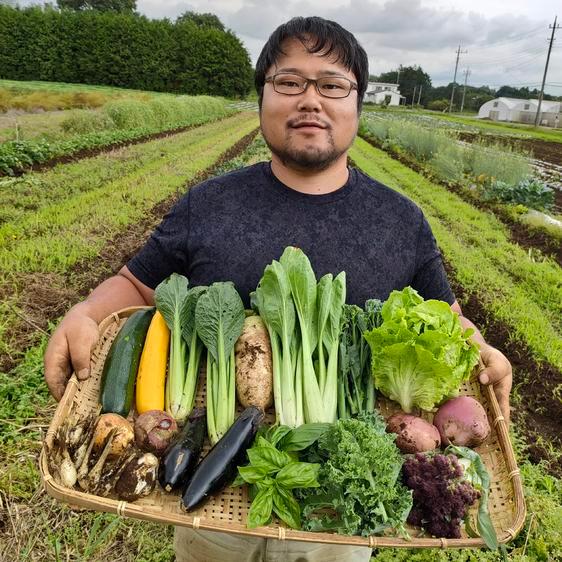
[264,72,358,99]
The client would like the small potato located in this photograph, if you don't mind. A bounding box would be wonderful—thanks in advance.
[235,315,273,410]
[92,413,134,458]
[387,413,441,453]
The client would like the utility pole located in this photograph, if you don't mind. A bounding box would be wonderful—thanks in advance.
[396,66,401,85]
[417,85,423,106]
[460,68,471,112]
[449,45,468,113]
[534,16,560,127]
[412,85,417,108]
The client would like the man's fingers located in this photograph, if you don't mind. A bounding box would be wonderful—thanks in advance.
[44,333,72,401]
[67,325,99,381]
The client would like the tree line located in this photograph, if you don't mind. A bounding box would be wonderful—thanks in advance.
[370,65,561,111]
[0,5,253,98]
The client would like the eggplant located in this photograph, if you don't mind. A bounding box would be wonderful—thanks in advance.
[181,406,264,511]
[158,408,207,492]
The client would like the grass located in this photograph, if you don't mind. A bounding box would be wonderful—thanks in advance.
[0,111,259,366]
[350,137,562,370]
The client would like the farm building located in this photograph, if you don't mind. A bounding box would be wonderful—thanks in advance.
[364,82,404,106]
[478,97,561,127]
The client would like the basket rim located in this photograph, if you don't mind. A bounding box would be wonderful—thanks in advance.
[40,306,527,548]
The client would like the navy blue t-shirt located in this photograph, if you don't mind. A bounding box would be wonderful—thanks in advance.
[127,162,454,307]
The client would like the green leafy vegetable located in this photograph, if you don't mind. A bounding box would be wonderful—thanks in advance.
[296,411,413,537]
[446,444,499,550]
[154,274,204,422]
[196,281,245,444]
[364,287,480,412]
[234,424,321,530]
[252,247,347,425]
[338,299,383,418]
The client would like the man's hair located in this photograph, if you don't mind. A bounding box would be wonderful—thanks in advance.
[255,16,369,112]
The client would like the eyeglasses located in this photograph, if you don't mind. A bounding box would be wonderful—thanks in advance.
[265,73,358,99]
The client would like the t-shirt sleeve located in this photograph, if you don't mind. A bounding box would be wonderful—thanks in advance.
[126,192,191,289]
[411,214,456,304]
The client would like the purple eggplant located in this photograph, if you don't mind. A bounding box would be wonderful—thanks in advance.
[158,408,206,493]
[181,406,264,511]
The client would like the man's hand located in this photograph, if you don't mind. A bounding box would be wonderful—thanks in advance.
[477,341,513,425]
[44,306,100,401]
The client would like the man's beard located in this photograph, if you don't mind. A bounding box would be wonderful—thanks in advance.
[264,129,345,172]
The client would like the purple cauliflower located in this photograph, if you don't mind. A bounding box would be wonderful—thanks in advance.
[402,452,480,538]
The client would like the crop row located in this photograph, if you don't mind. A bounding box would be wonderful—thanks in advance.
[350,138,562,371]
[0,96,234,175]
[0,111,259,366]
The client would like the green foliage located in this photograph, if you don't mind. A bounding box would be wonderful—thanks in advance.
[427,99,448,111]
[481,178,555,212]
[57,0,136,11]
[176,11,225,30]
[364,287,479,413]
[465,141,532,186]
[297,411,413,536]
[0,5,253,98]
[61,108,116,134]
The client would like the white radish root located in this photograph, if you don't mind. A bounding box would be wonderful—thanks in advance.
[234,315,273,410]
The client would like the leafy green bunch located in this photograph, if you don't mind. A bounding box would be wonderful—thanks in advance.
[155,274,245,444]
[252,246,346,426]
[296,411,413,537]
[338,299,383,419]
[234,424,329,529]
[364,287,480,413]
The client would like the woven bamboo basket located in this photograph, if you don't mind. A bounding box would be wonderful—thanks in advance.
[40,306,526,549]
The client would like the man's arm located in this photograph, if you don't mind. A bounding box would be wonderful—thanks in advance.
[451,300,513,424]
[44,266,155,401]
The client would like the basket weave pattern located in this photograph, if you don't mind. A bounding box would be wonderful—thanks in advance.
[40,307,526,548]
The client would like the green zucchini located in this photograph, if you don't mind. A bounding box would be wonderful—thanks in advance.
[100,308,155,416]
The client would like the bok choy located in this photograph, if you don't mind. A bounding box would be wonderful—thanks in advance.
[154,274,204,422]
[253,247,347,426]
[195,282,245,445]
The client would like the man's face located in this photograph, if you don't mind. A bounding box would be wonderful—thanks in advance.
[260,37,360,172]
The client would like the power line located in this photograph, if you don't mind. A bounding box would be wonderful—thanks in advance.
[449,45,468,112]
[535,16,561,125]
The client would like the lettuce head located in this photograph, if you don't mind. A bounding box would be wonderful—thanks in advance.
[363,287,480,412]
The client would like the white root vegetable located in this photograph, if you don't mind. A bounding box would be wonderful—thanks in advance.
[234,315,273,410]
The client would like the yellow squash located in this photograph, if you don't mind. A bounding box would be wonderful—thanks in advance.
[135,310,170,413]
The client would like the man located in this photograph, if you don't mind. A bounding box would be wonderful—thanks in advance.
[44,16,512,562]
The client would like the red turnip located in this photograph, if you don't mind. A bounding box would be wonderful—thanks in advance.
[433,396,491,447]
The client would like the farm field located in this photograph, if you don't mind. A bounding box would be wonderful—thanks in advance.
[0,84,561,562]
[363,106,562,144]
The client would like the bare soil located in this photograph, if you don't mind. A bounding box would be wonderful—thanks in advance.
[444,262,562,477]
[0,127,259,374]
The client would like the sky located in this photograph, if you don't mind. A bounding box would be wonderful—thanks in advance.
[15,0,562,95]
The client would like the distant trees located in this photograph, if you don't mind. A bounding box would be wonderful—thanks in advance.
[56,0,137,13]
[371,65,432,106]
[176,11,224,30]
[0,6,253,98]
